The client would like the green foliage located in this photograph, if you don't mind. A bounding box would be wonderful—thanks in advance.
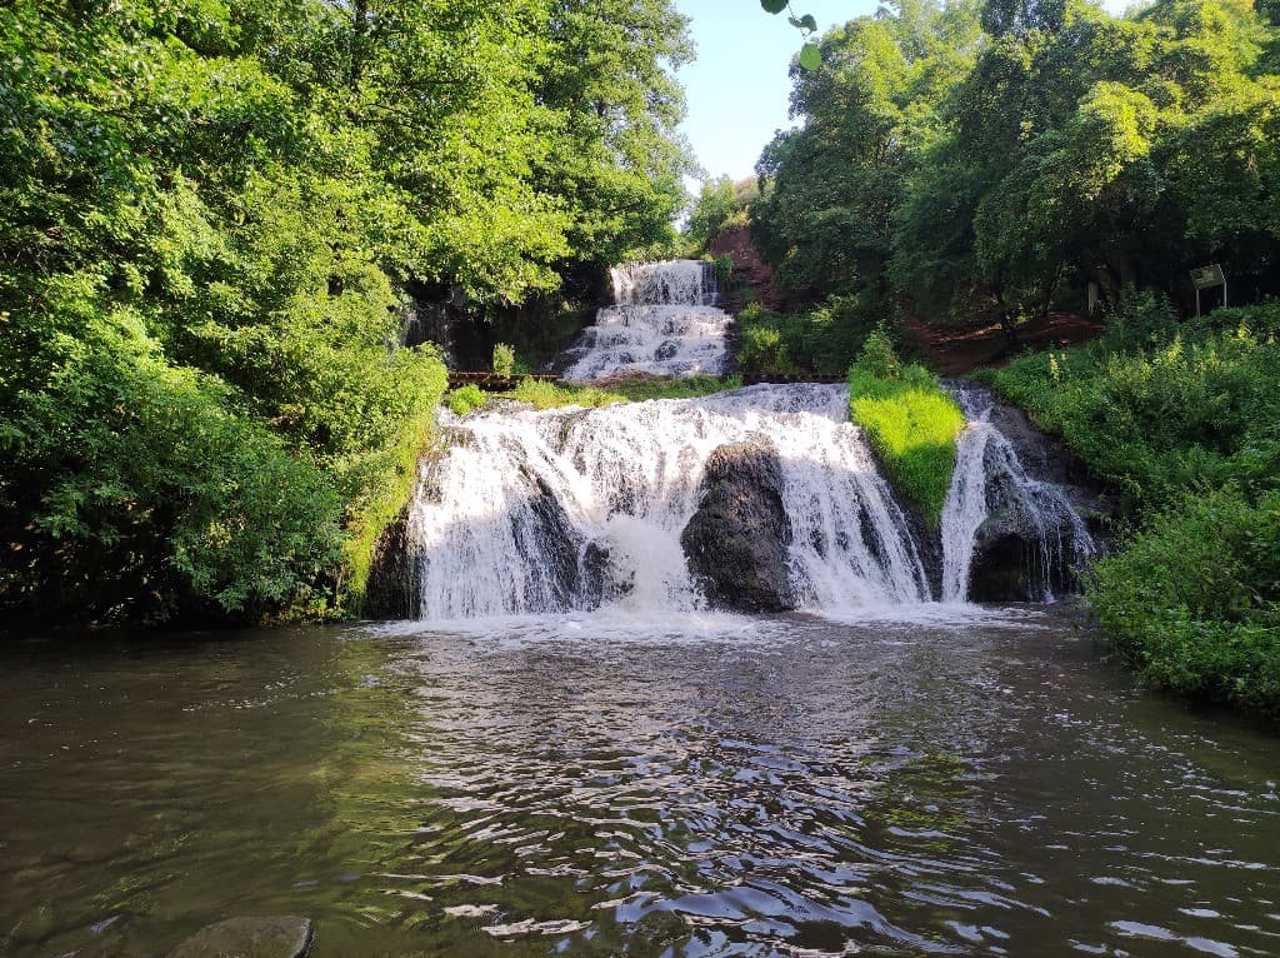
[754,0,1280,324]
[735,298,887,376]
[1,315,345,624]
[990,299,1280,512]
[1090,488,1280,716]
[445,384,488,417]
[497,374,742,410]
[341,407,443,617]
[492,343,517,378]
[712,254,734,287]
[684,176,758,253]
[848,332,964,527]
[0,0,691,626]
[759,0,822,70]
[603,374,743,402]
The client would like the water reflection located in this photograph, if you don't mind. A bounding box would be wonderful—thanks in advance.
[1,608,1279,956]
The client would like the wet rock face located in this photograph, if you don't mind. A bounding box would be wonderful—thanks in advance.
[681,440,797,613]
[167,916,313,958]
[958,383,1112,602]
[364,508,416,620]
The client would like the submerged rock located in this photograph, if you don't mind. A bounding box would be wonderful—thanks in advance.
[167,916,313,958]
[681,440,796,613]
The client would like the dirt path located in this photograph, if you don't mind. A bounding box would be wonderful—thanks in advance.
[905,312,1103,376]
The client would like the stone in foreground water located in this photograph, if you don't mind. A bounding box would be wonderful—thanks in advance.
[167,916,313,958]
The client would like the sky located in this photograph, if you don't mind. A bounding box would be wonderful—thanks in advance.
[674,0,1129,186]
[675,0,884,184]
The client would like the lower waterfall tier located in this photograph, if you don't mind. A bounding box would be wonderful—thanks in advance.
[373,384,1102,622]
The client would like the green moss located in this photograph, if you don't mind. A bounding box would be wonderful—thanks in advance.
[496,375,742,409]
[338,354,449,617]
[848,332,963,528]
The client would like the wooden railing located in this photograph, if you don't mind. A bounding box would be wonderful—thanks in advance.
[447,372,561,391]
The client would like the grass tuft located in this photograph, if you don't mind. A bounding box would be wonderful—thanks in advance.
[847,331,963,527]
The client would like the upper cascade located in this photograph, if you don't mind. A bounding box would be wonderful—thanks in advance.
[611,259,719,306]
[560,260,733,381]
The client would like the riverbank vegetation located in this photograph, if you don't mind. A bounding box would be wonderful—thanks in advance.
[719,0,1280,715]
[986,298,1280,714]
[848,333,964,527]
[0,0,694,627]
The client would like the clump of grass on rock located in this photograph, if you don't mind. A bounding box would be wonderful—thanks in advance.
[848,329,964,528]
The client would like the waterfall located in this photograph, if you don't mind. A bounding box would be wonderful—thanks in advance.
[940,385,1097,602]
[561,260,733,381]
[393,261,1099,622]
[407,384,929,620]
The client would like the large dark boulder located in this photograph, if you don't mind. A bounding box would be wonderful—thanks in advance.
[167,916,313,958]
[681,440,796,612]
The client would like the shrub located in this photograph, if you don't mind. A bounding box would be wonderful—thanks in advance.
[738,316,796,376]
[991,308,1280,512]
[493,343,517,377]
[1,316,345,625]
[848,331,964,527]
[712,253,734,287]
[735,297,886,377]
[1090,488,1280,715]
[444,384,487,416]
[988,300,1280,716]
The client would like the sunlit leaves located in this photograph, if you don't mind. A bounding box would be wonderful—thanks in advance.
[759,0,821,69]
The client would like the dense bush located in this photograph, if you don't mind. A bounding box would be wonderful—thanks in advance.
[445,385,488,417]
[848,332,964,527]
[492,344,517,378]
[990,298,1280,513]
[736,297,884,376]
[0,0,692,627]
[1090,488,1280,716]
[497,375,742,411]
[1,315,345,624]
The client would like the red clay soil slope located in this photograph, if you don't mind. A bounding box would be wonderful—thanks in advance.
[709,225,781,311]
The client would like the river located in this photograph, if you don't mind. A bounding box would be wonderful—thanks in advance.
[3,607,1279,956]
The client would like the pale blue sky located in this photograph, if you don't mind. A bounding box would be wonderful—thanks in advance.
[675,0,1129,184]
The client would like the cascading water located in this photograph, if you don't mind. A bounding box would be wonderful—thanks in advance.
[408,384,929,620]
[941,384,1097,602]
[561,260,733,381]
[399,261,1099,621]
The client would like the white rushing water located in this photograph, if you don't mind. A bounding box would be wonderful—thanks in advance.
[562,260,733,381]
[407,384,929,620]
[940,386,1096,602]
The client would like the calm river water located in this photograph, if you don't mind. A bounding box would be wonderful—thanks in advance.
[2,606,1279,956]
